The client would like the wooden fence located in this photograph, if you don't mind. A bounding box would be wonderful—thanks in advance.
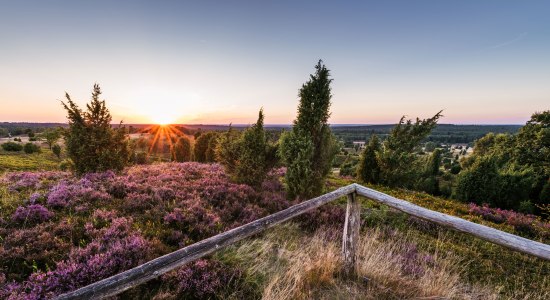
[56,183,550,299]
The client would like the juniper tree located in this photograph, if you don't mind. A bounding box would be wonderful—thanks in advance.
[217,109,276,187]
[377,111,442,188]
[172,136,192,162]
[61,84,129,175]
[356,135,381,184]
[279,60,338,199]
[215,125,242,175]
[233,109,274,186]
[194,131,218,162]
[205,133,219,162]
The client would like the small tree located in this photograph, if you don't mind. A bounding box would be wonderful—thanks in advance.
[52,144,62,159]
[172,136,192,162]
[233,109,274,186]
[279,60,338,199]
[455,156,501,205]
[215,125,242,175]
[377,111,442,188]
[194,131,218,162]
[61,84,130,175]
[418,148,441,195]
[43,128,62,150]
[357,135,381,184]
[205,133,219,162]
[216,110,277,187]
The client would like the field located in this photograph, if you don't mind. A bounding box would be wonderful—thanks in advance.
[0,162,548,299]
[0,146,61,172]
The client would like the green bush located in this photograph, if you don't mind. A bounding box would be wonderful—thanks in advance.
[59,159,74,171]
[279,60,338,199]
[194,131,218,162]
[357,135,381,183]
[23,142,41,154]
[52,144,62,159]
[61,84,130,175]
[377,112,442,188]
[1,142,23,151]
[172,136,192,162]
[217,110,277,187]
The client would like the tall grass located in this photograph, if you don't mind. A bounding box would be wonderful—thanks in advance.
[223,223,549,299]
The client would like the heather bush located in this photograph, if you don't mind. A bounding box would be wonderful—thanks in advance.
[4,217,150,299]
[468,203,550,238]
[12,204,53,225]
[161,259,244,299]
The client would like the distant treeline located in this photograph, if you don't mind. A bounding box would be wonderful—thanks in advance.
[0,123,66,137]
[332,124,522,146]
[1,122,521,145]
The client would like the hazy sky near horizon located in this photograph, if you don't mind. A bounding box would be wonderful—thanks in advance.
[0,1,549,125]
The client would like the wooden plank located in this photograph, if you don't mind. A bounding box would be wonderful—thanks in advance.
[55,184,356,300]
[354,184,550,260]
[342,192,360,277]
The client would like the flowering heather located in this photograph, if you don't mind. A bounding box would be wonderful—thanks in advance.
[2,171,69,192]
[4,217,150,299]
[0,163,293,298]
[161,259,244,299]
[11,204,53,225]
[468,203,550,237]
[46,181,74,208]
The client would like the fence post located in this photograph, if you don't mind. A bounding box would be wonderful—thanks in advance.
[342,191,360,278]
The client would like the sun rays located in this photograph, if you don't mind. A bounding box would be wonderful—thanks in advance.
[137,123,190,161]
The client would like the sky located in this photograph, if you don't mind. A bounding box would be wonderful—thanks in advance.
[0,0,549,125]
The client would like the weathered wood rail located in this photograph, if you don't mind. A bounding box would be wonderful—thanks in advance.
[56,183,550,299]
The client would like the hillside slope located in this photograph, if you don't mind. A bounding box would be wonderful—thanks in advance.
[0,163,548,299]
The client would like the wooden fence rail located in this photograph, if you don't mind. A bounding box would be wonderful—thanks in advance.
[56,183,550,299]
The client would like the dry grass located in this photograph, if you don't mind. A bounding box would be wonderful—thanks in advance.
[227,223,549,300]
[355,228,496,299]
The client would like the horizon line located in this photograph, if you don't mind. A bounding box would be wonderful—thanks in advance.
[0,122,525,126]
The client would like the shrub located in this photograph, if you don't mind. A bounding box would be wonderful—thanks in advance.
[455,156,501,205]
[59,159,74,171]
[279,60,337,199]
[377,112,442,188]
[215,126,242,175]
[12,204,54,225]
[172,136,192,162]
[161,259,243,299]
[220,109,277,187]
[194,131,218,162]
[357,135,381,183]
[24,142,41,154]
[52,144,61,159]
[1,141,23,151]
[61,84,130,175]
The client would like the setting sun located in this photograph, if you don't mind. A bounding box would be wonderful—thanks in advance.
[149,110,178,125]
[151,114,172,125]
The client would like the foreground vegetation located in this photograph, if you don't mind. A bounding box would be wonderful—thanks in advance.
[0,163,548,299]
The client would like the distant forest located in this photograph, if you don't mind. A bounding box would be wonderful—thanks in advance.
[0,122,521,145]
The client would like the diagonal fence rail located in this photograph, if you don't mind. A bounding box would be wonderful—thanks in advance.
[56,183,550,299]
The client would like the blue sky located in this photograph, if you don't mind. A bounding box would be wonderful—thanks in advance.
[0,0,548,124]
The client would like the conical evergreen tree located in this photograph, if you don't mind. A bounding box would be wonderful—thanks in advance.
[357,135,381,183]
[62,84,129,175]
[280,60,338,199]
